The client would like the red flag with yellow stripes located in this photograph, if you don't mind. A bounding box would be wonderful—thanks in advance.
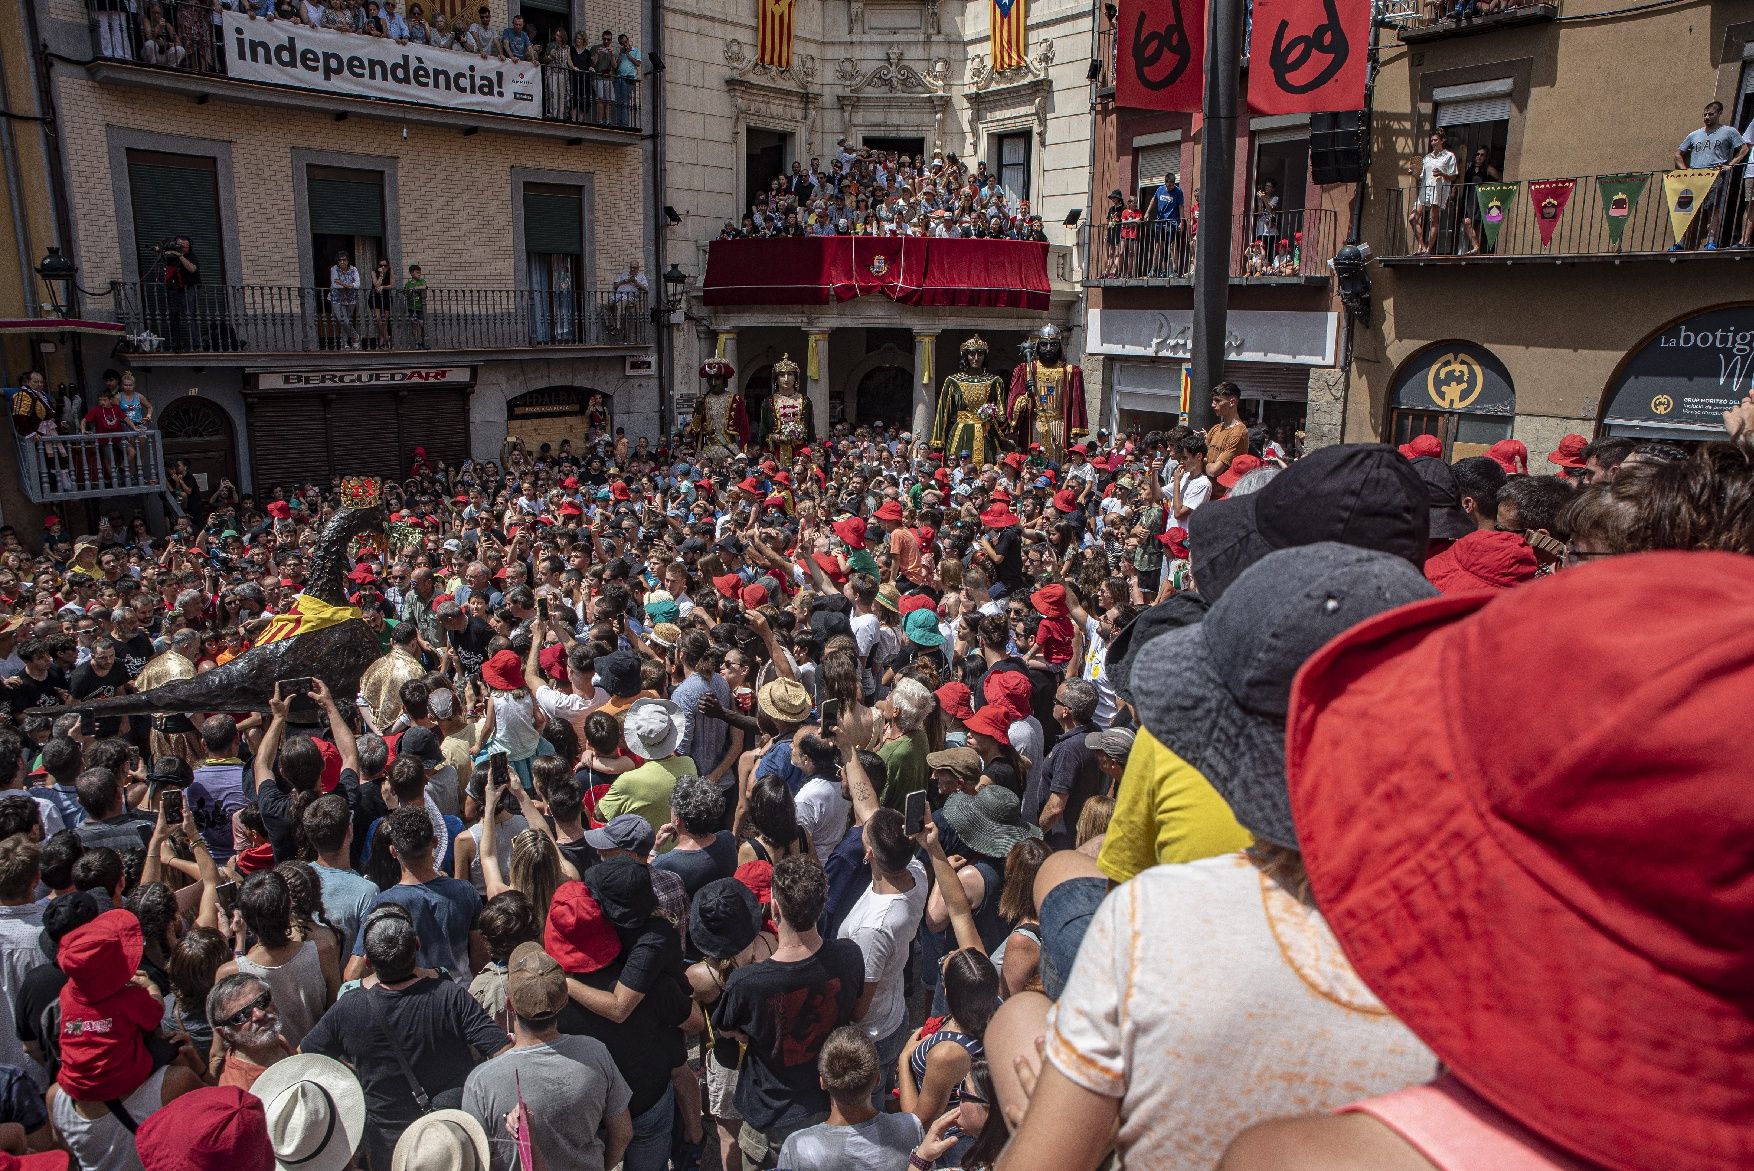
[991,0,1027,71]
[759,0,794,69]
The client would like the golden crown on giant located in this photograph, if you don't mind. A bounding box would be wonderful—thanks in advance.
[339,476,383,509]
[772,353,801,378]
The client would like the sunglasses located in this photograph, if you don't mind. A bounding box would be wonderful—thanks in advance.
[219,990,272,1028]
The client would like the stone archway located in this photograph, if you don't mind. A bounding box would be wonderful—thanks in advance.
[159,395,237,492]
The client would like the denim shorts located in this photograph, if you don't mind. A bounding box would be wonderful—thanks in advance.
[1039,876,1108,1000]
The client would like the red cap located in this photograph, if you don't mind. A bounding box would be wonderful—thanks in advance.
[979,504,1019,529]
[1156,526,1189,559]
[1002,452,1025,470]
[1216,453,1263,489]
[347,564,376,584]
[736,476,763,496]
[1051,489,1078,513]
[935,681,975,722]
[1069,444,1088,457]
[917,525,936,549]
[538,642,569,682]
[898,594,936,617]
[1397,434,1444,460]
[933,468,950,485]
[1487,439,1529,475]
[832,516,868,551]
[136,1086,272,1171]
[874,500,905,523]
[991,489,1012,504]
[1423,529,1539,594]
[1288,553,1754,1171]
[1030,583,1069,619]
[964,704,1012,742]
[561,476,580,489]
[481,649,524,691]
[711,573,742,597]
[559,500,583,517]
[545,881,620,973]
[740,583,770,609]
[763,494,787,510]
[1546,433,1589,469]
[610,480,632,501]
[265,500,292,520]
[772,471,792,487]
[984,669,1033,722]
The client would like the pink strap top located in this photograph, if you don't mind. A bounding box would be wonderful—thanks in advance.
[1343,1074,1598,1171]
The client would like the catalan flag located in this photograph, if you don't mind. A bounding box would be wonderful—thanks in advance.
[1179,365,1192,417]
[991,0,1027,71]
[759,0,794,69]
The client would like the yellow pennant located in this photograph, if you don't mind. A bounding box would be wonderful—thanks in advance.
[254,593,362,647]
[1663,168,1721,244]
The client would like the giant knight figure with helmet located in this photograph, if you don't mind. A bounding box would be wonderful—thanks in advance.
[931,335,1007,464]
[688,357,749,460]
[760,353,814,463]
[1007,324,1088,464]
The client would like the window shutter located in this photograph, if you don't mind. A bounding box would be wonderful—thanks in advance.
[1436,95,1512,127]
[128,158,225,284]
[308,178,386,237]
[523,190,584,255]
[1136,143,1182,188]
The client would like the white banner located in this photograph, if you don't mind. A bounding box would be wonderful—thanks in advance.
[220,12,540,118]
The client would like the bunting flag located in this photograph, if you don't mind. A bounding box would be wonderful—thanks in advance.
[1663,168,1720,245]
[1596,173,1649,247]
[758,0,794,69]
[1116,0,1205,113]
[1246,0,1369,115]
[991,0,1028,72]
[1527,178,1576,248]
[1474,182,1518,251]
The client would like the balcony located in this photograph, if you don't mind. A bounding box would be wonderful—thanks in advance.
[1095,27,1116,97]
[1086,209,1337,287]
[85,2,641,140]
[702,237,1053,310]
[108,283,652,359]
[1378,171,1753,265]
[13,432,167,505]
[1382,0,1559,43]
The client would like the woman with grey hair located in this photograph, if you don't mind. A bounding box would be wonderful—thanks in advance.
[653,775,738,896]
[208,972,294,1092]
[877,676,936,810]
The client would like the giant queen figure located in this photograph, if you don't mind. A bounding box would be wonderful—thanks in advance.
[930,335,1007,464]
[759,353,814,463]
[1007,324,1088,464]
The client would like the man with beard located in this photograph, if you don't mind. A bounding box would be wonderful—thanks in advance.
[207,972,294,1091]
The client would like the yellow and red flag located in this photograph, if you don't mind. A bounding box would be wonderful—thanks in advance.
[759,0,795,69]
[991,0,1027,71]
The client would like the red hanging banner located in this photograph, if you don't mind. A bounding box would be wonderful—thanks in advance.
[1115,0,1206,114]
[1527,177,1577,248]
[1246,0,1369,116]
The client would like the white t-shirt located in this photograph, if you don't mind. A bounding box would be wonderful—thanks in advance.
[1418,150,1458,204]
[835,858,928,1042]
[1175,470,1212,514]
[536,683,607,744]
[794,776,850,865]
[1047,854,1437,1169]
[1081,616,1117,728]
[851,612,880,658]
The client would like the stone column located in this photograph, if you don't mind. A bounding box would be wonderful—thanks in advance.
[912,329,939,441]
[805,329,830,434]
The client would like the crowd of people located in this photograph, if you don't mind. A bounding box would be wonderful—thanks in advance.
[0,375,1746,1171]
[720,144,1050,242]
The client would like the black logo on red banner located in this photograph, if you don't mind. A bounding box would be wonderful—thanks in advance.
[1267,0,1347,96]
[1130,0,1192,92]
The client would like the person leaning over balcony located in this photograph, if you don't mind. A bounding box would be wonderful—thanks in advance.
[464,5,495,53]
[1405,128,1457,256]
[1674,100,1745,250]
[616,34,642,126]
[381,0,408,40]
[498,13,532,61]
[589,31,617,124]
[328,252,363,351]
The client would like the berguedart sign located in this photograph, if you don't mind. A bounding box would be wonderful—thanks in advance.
[221,12,540,118]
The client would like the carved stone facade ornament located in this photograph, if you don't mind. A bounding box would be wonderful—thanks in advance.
[967,39,1055,92]
[723,38,817,89]
[840,46,949,93]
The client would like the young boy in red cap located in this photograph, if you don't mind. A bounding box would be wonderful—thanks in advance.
[1029,584,1075,666]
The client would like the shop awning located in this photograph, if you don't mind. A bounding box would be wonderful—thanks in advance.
[0,318,126,337]
[703,237,1051,310]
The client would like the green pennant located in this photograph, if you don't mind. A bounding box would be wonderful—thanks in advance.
[1596,173,1649,247]
[1474,183,1519,250]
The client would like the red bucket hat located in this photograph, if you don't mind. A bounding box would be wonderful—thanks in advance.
[1051,489,1078,514]
[1155,526,1189,559]
[979,504,1019,529]
[873,500,905,523]
[740,583,770,609]
[1215,453,1263,490]
[832,516,868,550]
[897,594,936,617]
[538,642,569,682]
[1545,433,1589,469]
[1286,552,1754,1171]
[711,573,742,598]
[1030,583,1069,619]
[1396,434,1443,460]
[1486,438,1529,475]
[934,681,974,722]
[964,704,1012,742]
[1423,529,1538,594]
[544,881,620,974]
[481,649,524,691]
[983,669,1033,723]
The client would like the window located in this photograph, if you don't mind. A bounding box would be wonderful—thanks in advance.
[995,132,1031,201]
[864,136,926,162]
[1135,142,1181,209]
[1433,87,1511,182]
[127,152,224,285]
[1252,134,1309,218]
[745,127,792,212]
[523,184,584,343]
[308,168,386,288]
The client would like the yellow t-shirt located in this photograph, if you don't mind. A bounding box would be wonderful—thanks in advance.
[1097,729,1251,884]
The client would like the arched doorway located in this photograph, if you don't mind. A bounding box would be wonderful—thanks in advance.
[1598,304,1754,443]
[856,366,912,428]
[158,396,236,492]
[506,387,611,453]
[1387,342,1515,460]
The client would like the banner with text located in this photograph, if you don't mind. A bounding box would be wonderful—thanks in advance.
[1474,182,1518,251]
[1527,178,1576,248]
[1116,0,1205,113]
[1596,173,1649,247]
[221,12,540,118]
[1663,168,1719,244]
[1246,0,1368,115]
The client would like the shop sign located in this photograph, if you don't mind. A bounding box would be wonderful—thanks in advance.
[1087,309,1336,366]
[1392,343,1514,416]
[254,367,474,390]
[1603,306,1754,431]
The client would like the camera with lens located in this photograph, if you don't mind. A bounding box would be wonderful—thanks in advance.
[153,237,183,256]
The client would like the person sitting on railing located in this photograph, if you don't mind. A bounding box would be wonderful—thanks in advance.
[138,3,186,69]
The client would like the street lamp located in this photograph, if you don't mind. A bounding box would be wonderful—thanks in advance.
[662,263,688,313]
[36,247,78,317]
[1330,242,1373,320]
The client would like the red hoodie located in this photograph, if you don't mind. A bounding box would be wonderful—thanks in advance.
[57,910,162,1101]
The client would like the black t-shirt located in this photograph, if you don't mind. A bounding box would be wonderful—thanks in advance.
[3,669,68,720]
[302,978,505,1165]
[711,939,865,1132]
[615,916,684,997]
[650,832,738,898]
[110,633,155,680]
[989,524,1025,592]
[447,618,495,677]
[557,960,691,1115]
[555,835,597,879]
[13,962,65,1079]
[69,661,131,737]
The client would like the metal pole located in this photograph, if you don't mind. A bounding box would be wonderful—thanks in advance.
[1187,0,1242,432]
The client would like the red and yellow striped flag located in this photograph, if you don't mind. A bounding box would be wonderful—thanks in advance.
[991,0,1027,71]
[758,0,795,69]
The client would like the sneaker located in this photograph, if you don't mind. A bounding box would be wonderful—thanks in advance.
[1667,244,1683,252]
[1704,241,1719,251]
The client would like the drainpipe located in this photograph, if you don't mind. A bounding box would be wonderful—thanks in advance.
[647,0,671,439]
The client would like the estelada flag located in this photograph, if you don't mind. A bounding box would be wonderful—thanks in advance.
[255,593,362,646]
[1246,0,1369,115]
[1179,365,1192,416]
[1116,0,1205,113]
[758,0,794,69]
[992,0,1028,72]
[1527,178,1576,249]
[1663,168,1720,244]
